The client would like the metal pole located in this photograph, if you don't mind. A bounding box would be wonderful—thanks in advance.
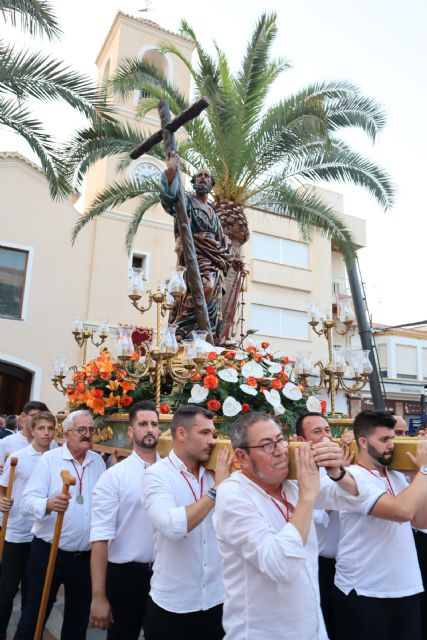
[346,261,385,410]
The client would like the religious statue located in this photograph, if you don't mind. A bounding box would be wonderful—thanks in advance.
[160,152,237,341]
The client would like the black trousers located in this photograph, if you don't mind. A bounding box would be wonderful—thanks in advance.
[318,555,336,640]
[144,597,224,640]
[413,529,427,639]
[0,541,31,640]
[13,537,91,640]
[106,561,152,640]
[334,585,421,640]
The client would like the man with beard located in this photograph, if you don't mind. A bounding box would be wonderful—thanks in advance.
[89,401,160,639]
[141,404,233,640]
[160,153,236,340]
[334,410,427,640]
[13,410,105,640]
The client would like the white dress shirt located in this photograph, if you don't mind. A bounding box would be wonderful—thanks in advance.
[0,444,45,543]
[313,469,340,558]
[0,431,57,465]
[20,444,105,552]
[90,450,160,563]
[141,449,224,613]
[214,470,383,640]
[335,465,423,598]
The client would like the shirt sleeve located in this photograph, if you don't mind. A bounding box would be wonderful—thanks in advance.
[141,468,188,541]
[159,171,179,215]
[0,456,11,488]
[215,482,308,584]
[20,455,50,520]
[313,508,330,528]
[316,468,386,514]
[90,469,119,543]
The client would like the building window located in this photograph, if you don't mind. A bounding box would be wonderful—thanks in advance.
[377,343,388,378]
[423,349,427,381]
[0,246,29,320]
[251,304,308,340]
[252,232,309,269]
[396,345,418,380]
[129,250,150,281]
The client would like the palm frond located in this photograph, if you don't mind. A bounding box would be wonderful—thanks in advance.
[0,96,69,197]
[125,192,162,249]
[0,43,109,118]
[71,178,159,244]
[0,0,61,40]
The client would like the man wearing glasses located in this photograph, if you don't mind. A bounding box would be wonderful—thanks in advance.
[0,411,56,638]
[13,410,105,640]
[214,412,382,640]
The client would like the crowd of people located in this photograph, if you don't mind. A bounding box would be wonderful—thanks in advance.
[0,401,426,640]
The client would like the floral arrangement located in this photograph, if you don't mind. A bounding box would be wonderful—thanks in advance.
[165,341,325,432]
[66,350,138,416]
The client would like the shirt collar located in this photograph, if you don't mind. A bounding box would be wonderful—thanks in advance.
[169,448,206,481]
[28,443,43,456]
[62,442,93,467]
[131,449,160,469]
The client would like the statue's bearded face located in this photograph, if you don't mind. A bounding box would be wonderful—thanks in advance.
[193,169,213,194]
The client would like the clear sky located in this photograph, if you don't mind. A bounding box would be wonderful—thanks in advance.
[2,0,426,326]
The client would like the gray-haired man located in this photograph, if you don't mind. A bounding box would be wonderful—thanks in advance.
[13,410,105,640]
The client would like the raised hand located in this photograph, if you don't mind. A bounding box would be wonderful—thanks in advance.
[214,446,233,486]
[295,442,320,502]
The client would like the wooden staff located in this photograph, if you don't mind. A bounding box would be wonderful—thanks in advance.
[34,470,76,640]
[0,456,18,561]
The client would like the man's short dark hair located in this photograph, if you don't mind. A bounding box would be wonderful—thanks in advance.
[22,401,49,414]
[170,405,213,438]
[129,400,158,426]
[31,411,56,429]
[231,412,280,450]
[353,410,396,441]
[6,415,18,431]
[295,412,325,437]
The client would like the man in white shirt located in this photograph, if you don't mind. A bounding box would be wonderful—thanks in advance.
[90,400,161,638]
[0,401,50,469]
[141,404,232,640]
[334,410,427,640]
[0,411,55,640]
[13,410,105,640]
[214,411,381,640]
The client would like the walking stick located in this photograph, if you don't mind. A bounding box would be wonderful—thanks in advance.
[34,470,76,640]
[0,456,18,561]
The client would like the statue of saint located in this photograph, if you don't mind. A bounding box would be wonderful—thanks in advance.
[160,152,237,341]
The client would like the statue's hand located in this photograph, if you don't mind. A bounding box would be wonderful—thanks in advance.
[166,151,180,171]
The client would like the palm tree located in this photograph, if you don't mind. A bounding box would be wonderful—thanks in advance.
[67,12,394,261]
[0,0,110,197]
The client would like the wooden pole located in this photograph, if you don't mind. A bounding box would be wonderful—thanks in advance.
[34,470,76,640]
[0,457,18,561]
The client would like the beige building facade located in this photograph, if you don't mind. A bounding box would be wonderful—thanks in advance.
[0,13,367,415]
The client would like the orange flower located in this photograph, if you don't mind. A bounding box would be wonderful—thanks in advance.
[190,371,201,382]
[159,403,171,414]
[245,346,257,354]
[206,365,216,376]
[119,395,132,407]
[97,360,114,375]
[100,371,111,380]
[265,353,273,361]
[105,394,119,408]
[203,375,219,390]
[242,403,250,413]
[246,377,257,387]
[92,389,104,399]
[106,380,121,392]
[120,380,136,392]
[130,352,139,361]
[281,356,290,364]
[86,396,105,415]
[223,351,236,359]
[261,341,270,349]
[207,399,221,412]
[270,379,283,390]
[254,353,263,362]
[207,351,217,360]
[76,382,86,394]
[320,400,327,415]
[298,384,305,391]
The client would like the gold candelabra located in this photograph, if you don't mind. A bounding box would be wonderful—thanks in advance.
[296,306,372,414]
[51,359,77,395]
[72,319,109,365]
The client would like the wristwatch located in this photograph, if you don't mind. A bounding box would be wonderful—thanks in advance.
[207,488,217,502]
[327,466,346,482]
[419,466,427,475]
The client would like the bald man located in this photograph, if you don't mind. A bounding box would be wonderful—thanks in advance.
[393,416,409,437]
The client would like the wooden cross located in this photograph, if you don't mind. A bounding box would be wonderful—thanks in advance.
[130,97,213,342]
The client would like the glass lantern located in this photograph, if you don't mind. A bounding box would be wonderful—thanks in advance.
[168,266,187,299]
[116,326,134,358]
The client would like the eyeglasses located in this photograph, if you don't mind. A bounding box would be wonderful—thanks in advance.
[69,426,95,435]
[243,436,288,455]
